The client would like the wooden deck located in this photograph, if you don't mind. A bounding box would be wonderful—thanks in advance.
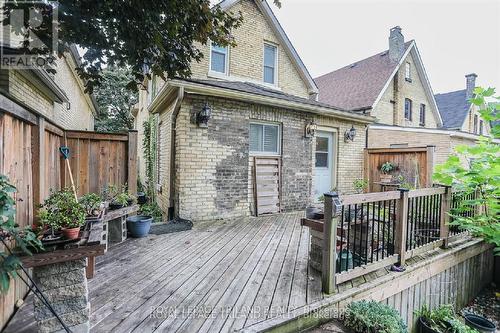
[5,212,323,333]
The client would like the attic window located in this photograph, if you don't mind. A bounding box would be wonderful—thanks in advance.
[404,98,412,121]
[405,62,411,82]
[263,43,277,84]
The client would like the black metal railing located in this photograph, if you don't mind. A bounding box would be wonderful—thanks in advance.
[406,193,442,251]
[450,191,478,235]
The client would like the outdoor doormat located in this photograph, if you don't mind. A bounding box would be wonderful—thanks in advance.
[149,217,193,235]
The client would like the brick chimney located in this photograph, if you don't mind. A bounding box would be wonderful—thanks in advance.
[465,73,477,100]
[389,26,404,62]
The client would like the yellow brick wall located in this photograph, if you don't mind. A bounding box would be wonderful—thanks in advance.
[189,0,310,99]
[372,53,439,128]
[52,55,95,130]
[461,104,491,136]
[9,70,54,119]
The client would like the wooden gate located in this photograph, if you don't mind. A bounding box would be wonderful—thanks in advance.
[364,146,434,192]
[253,157,281,216]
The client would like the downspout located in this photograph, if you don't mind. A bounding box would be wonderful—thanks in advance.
[168,86,184,220]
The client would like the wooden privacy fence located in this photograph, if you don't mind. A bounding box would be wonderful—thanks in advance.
[0,94,137,329]
[364,146,434,192]
[308,186,468,294]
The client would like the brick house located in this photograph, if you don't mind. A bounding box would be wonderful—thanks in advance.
[315,27,494,168]
[135,0,374,222]
[0,45,97,130]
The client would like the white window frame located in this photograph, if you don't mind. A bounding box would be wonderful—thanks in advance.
[209,43,229,75]
[405,62,411,81]
[249,121,281,156]
[263,42,278,86]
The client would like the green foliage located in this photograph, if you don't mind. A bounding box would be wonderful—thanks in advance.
[93,67,137,132]
[434,87,500,254]
[344,300,407,333]
[102,184,135,206]
[0,175,43,294]
[39,189,86,229]
[142,118,158,200]
[353,179,368,194]
[79,193,103,216]
[1,0,261,93]
[415,304,479,333]
[381,162,396,174]
[139,202,163,223]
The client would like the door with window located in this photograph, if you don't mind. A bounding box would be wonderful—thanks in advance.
[314,131,335,199]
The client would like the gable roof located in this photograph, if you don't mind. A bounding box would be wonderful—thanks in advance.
[216,0,318,96]
[314,41,413,111]
[314,40,443,126]
[434,89,470,129]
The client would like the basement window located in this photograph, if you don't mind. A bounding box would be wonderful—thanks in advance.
[250,122,281,155]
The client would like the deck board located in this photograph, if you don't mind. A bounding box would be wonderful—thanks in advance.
[3,212,323,333]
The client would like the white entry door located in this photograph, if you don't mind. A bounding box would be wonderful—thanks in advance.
[314,131,334,199]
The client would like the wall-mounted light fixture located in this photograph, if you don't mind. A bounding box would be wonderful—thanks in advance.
[344,125,356,142]
[305,120,317,138]
[197,102,212,128]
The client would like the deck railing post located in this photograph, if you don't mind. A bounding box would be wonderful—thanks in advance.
[395,188,409,266]
[440,185,452,248]
[322,192,340,294]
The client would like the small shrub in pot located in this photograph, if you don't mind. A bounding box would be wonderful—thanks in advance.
[415,304,480,333]
[39,189,86,240]
[344,300,407,333]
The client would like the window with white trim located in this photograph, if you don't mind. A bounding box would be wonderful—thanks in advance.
[419,104,426,126]
[210,43,228,74]
[263,43,277,84]
[404,98,412,120]
[405,62,411,81]
[250,122,281,155]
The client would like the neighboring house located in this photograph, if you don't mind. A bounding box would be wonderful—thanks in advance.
[135,0,375,222]
[315,27,494,169]
[435,73,491,136]
[0,45,97,130]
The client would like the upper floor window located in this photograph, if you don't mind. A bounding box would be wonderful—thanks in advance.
[250,122,281,155]
[147,75,157,105]
[404,98,412,121]
[263,43,277,84]
[419,104,426,126]
[473,114,478,134]
[210,43,228,74]
[405,62,411,81]
[479,120,484,135]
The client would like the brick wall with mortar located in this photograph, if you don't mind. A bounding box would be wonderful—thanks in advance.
[33,259,90,333]
[372,52,439,129]
[154,94,365,221]
[189,0,311,99]
[8,70,54,118]
[52,55,95,130]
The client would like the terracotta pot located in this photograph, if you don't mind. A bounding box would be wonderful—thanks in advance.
[62,227,80,239]
[380,174,393,183]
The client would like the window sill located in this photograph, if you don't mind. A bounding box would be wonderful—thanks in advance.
[250,152,281,157]
[208,71,229,79]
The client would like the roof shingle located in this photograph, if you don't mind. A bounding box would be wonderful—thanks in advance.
[314,41,413,110]
[434,89,470,129]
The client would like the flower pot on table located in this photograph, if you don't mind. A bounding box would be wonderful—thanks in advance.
[62,227,80,240]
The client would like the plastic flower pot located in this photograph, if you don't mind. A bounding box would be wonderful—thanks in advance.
[464,314,496,333]
[126,215,152,238]
[62,227,80,240]
[109,201,125,210]
[137,192,147,205]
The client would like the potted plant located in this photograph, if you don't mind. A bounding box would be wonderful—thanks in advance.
[463,313,496,332]
[353,179,368,194]
[79,193,104,218]
[380,162,396,183]
[415,304,480,333]
[39,189,86,240]
[126,215,153,238]
[102,185,136,210]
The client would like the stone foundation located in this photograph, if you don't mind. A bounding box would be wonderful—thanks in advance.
[33,259,90,333]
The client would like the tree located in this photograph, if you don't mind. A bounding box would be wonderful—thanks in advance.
[2,0,280,93]
[434,87,500,254]
[93,67,137,132]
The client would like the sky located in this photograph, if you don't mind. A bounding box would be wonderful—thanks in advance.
[270,0,500,94]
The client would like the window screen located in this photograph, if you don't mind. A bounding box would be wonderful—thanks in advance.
[250,123,280,154]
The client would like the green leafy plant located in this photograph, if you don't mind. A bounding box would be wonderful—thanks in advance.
[415,304,479,333]
[344,300,407,333]
[353,179,368,194]
[139,203,163,223]
[434,87,500,254]
[79,193,103,217]
[39,189,86,229]
[381,162,396,174]
[0,175,43,293]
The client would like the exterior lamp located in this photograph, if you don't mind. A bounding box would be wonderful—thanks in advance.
[197,102,212,128]
[344,125,356,142]
[305,120,317,138]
